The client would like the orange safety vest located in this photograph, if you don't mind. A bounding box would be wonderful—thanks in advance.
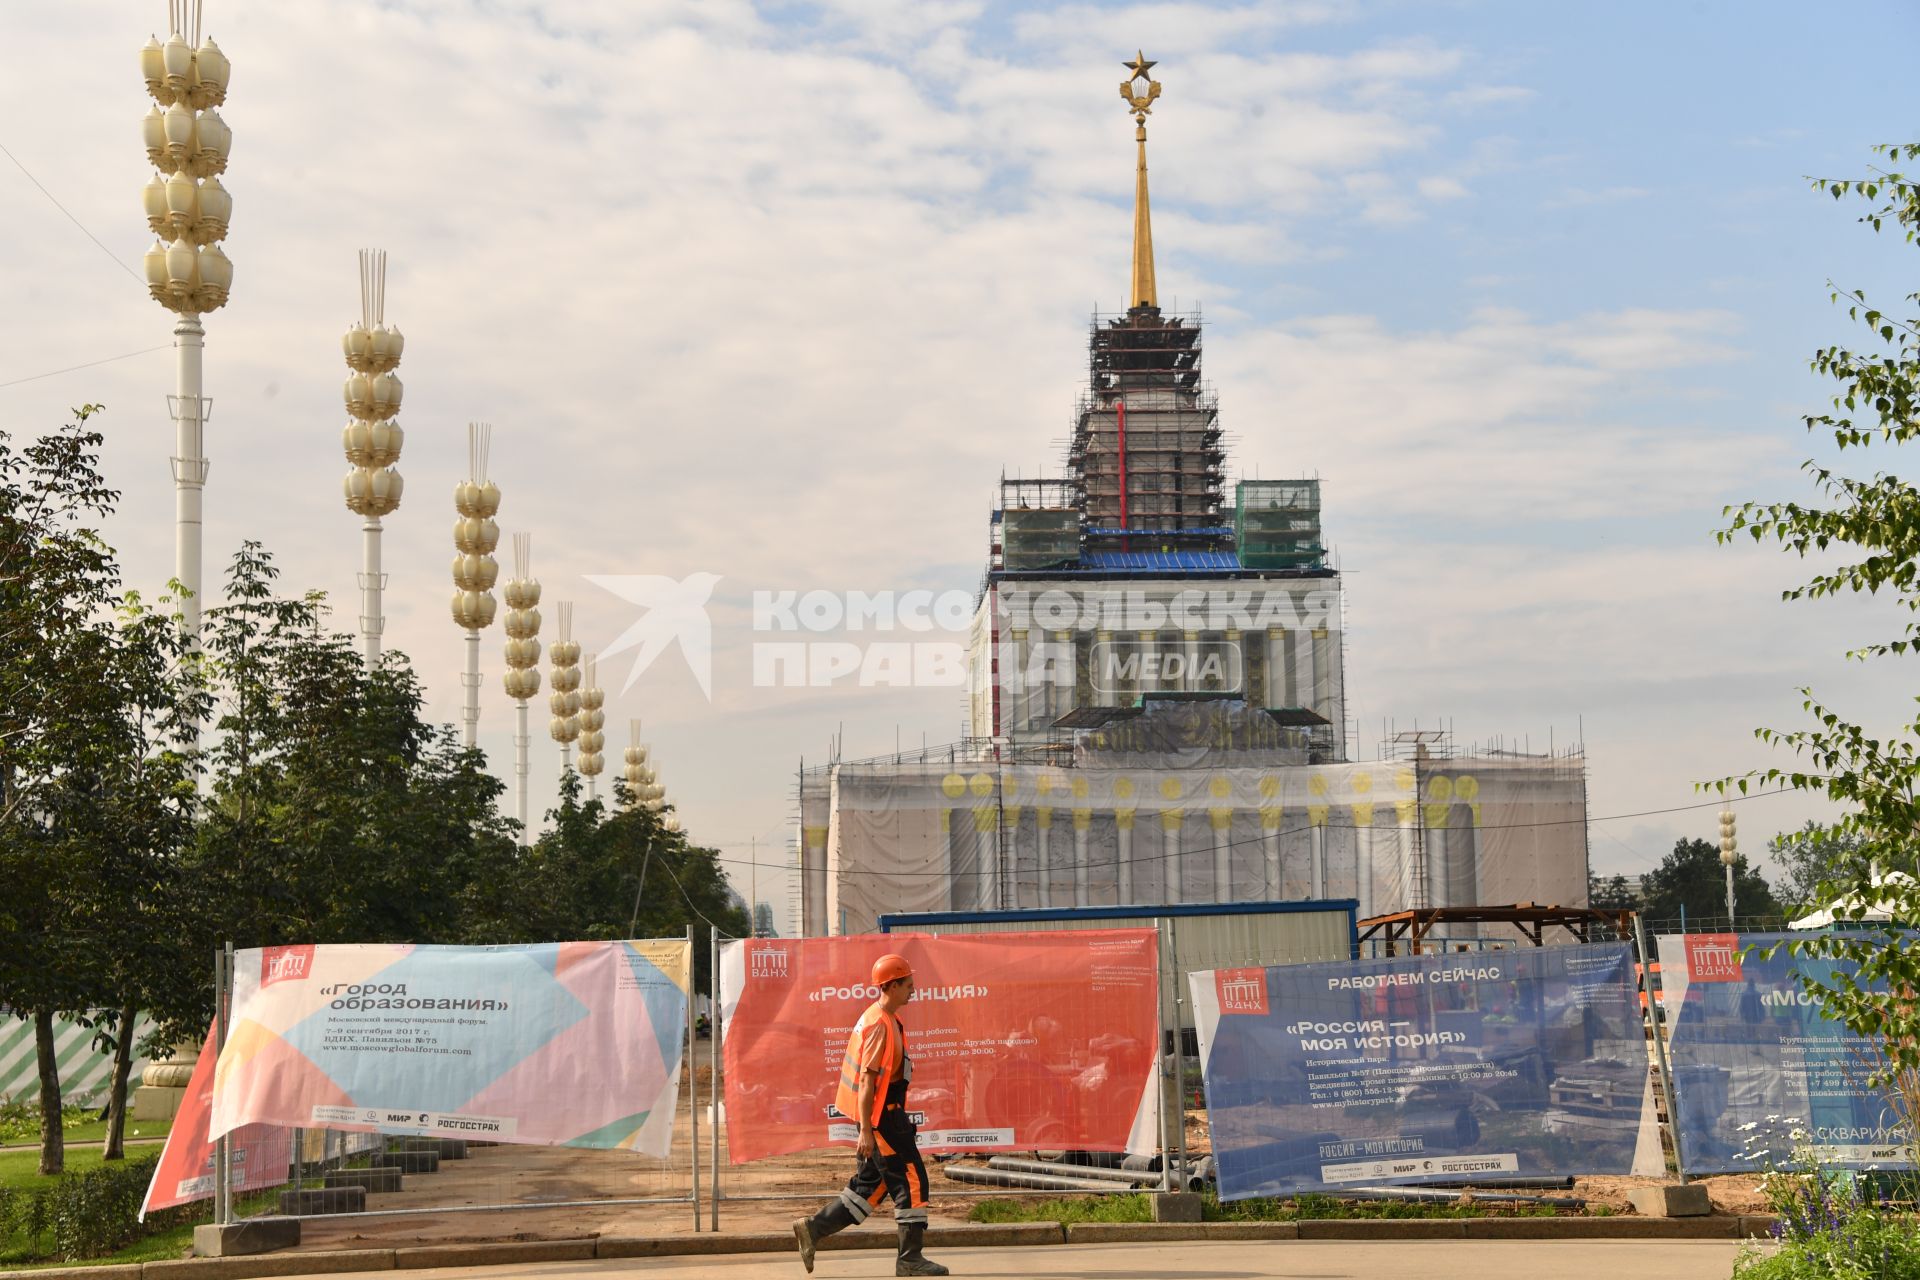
[835,1001,904,1128]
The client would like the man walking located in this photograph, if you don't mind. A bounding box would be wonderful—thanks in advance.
[793,953,947,1277]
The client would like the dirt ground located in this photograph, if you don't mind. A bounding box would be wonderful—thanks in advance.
[284,1051,1765,1254]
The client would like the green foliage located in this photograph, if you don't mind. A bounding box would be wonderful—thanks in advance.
[0,1103,90,1148]
[1732,1131,1920,1280]
[0,1153,195,1262]
[0,406,205,1176]
[1589,872,1638,910]
[1716,142,1920,1168]
[1637,837,1780,925]
[968,1193,1152,1223]
[1770,821,1869,913]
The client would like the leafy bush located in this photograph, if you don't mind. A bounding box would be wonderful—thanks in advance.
[1733,1121,1920,1280]
[0,1099,93,1146]
[0,1153,195,1261]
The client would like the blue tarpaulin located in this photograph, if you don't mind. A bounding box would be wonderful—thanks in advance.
[1191,945,1647,1198]
[1656,932,1914,1175]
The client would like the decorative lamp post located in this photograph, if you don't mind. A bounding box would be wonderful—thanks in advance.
[1718,808,1738,928]
[577,654,606,802]
[450,424,500,748]
[140,0,234,643]
[501,533,542,843]
[621,720,648,809]
[548,603,582,774]
[341,248,405,665]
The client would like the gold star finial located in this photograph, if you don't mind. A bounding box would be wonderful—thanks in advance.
[1120,51,1161,124]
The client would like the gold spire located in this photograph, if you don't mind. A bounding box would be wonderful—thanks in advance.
[1120,51,1162,310]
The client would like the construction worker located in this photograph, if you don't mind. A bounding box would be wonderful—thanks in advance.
[793,953,947,1277]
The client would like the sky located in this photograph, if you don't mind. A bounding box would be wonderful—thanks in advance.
[6,0,1919,927]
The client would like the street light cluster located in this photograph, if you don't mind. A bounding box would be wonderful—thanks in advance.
[136,4,684,848]
[139,19,233,314]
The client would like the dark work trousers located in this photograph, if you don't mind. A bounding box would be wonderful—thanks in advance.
[831,1106,928,1228]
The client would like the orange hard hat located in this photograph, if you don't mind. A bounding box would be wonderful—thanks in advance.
[871,954,913,986]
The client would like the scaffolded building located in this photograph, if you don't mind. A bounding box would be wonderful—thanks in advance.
[794,56,1589,939]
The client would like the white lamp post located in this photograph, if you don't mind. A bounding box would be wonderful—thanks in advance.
[501,534,542,843]
[340,249,405,666]
[621,721,648,809]
[1719,808,1738,928]
[577,655,606,803]
[549,603,582,775]
[450,424,500,749]
[140,1,233,645]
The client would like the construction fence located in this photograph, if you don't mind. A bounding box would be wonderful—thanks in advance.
[159,925,1909,1234]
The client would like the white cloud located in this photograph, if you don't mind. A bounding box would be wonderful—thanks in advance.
[0,1,1879,916]
[1417,175,1469,201]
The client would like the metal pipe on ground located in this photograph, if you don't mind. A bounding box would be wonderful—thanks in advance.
[942,1165,1131,1194]
[986,1157,1159,1186]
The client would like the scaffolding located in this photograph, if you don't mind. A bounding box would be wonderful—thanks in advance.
[1067,308,1227,542]
[1235,479,1324,570]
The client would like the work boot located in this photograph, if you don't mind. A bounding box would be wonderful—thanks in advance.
[895,1221,948,1277]
[794,1199,860,1273]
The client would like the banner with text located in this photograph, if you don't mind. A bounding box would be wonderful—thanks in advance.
[140,1024,291,1218]
[1657,932,1915,1175]
[718,930,1160,1163]
[209,940,690,1155]
[1192,944,1648,1198]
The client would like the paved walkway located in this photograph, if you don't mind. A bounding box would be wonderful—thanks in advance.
[285,1238,1748,1279]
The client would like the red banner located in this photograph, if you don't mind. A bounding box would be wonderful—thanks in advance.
[719,930,1160,1164]
[141,1025,291,1218]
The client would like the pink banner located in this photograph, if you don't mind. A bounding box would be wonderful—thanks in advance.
[141,1025,290,1218]
[719,930,1160,1163]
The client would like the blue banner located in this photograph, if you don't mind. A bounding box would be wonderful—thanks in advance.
[1657,932,1914,1176]
[1191,945,1647,1199]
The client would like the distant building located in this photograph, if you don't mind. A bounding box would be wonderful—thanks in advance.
[795,57,1589,940]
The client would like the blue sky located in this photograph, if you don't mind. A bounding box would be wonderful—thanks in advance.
[6,0,1919,915]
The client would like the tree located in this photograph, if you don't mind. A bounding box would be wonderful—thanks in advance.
[182,543,521,956]
[1719,142,1920,1162]
[1636,837,1779,928]
[1588,872,1638,910]
[0,408,202,1175]
[1768,820,1868,913]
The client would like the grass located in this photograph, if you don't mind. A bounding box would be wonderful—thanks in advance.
[0,1148,120,1192]
[968,1189,1566,1225]
[0,1113,174,1151]
[970,1193,1154,1224]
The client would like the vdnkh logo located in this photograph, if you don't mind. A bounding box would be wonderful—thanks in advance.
[1089,637,1243,696]
[260,944,315,988]
[1685,933,1743,983]
[750,946,790,980]
[1215,967,1270,1016]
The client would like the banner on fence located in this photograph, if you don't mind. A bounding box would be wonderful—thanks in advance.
[140,1024,291,1218]
[1657,932,1915,1175]
[718,930,1160,1163]
[1192,944,1649,1199]
[209,940,691,1155]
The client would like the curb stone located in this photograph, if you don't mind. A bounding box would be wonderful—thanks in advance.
[0,1215,1780,1279]
[147,1250,397,1278]
[393,1240,597,1269]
